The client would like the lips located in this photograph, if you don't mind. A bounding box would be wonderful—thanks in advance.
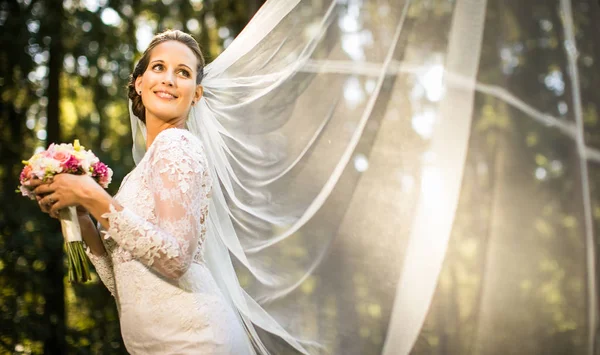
[154,90,178,100]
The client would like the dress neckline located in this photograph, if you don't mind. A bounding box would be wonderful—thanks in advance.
[145,127,188,152]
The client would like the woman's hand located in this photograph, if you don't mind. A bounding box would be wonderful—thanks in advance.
[33,190,58,218]
[33,192,90,219]
[30,174,101,218]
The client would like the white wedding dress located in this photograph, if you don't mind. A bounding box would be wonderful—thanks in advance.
[85,128,252,354]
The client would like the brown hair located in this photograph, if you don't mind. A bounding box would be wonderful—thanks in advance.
[127,30,205,123]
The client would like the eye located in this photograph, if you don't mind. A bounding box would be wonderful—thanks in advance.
[177,69,191,78]
[152,63,164,71]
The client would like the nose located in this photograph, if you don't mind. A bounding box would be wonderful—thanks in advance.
[162,70,175,86]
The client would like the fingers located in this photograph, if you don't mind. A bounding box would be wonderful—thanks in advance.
[37,199,59,218]
[31,180,60,219]
[39,193,58,207]
[38,194,61,218]
[36,195,48,210]
[28,178,43,188]
[29,177,53,188]
[49,202,65,218]
[33,184,55,196]
[37,200,50,214]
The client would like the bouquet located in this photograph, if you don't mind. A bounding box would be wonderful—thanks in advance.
[18,140,113,283]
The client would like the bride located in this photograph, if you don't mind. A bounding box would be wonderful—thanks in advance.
[30,30,256,354]
[22,0,504,353]
[25,1,415,352]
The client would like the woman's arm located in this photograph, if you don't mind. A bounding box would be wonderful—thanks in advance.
[75,208,117,296]
[80,131,211,280]
[78,211,105,256]
[78,187,123,232]
[35,130,210,280]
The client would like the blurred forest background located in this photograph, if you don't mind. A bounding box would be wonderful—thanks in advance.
[2,0,600,354]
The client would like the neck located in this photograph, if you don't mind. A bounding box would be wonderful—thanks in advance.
[145,114,186,149]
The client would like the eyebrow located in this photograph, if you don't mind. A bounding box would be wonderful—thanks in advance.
[150,59,193,71]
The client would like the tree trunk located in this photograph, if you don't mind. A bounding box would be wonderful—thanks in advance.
[46,2,63,145]
[43,1,66,354]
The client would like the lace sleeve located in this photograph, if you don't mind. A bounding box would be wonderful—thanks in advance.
[85,226,117,296]
[101,130,212,279]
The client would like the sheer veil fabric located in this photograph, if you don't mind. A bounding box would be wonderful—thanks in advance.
[129,0,598,354]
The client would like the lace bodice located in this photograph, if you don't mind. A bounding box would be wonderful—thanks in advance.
[86,128,212,296]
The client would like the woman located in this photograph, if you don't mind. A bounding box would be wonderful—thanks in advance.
[30,30,253,354]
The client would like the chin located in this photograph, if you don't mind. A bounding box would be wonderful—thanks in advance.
[147,105,186,122]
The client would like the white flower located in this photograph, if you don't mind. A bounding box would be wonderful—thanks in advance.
[72,149,99,172]
[53,143,73,153]
[42,157,63,174]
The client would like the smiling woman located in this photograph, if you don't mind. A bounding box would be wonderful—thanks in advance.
[132,40,204,147]
[127,31,205,127]
[85,30,253,354]
[29,29,255,355]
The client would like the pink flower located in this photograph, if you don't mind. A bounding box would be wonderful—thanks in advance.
[52,150,72,168]
[63,155,81,173]
[98,176,110,188]
[92,161,108,177]
[20,165,32,183]
[93,162,113,188]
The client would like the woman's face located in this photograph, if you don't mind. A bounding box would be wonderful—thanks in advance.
[135,40,202,124]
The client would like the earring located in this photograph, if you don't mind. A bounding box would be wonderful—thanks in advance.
[138,91,142,95]
[191,100,195,105]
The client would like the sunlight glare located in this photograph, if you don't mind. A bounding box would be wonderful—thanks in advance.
[421,65,445,102]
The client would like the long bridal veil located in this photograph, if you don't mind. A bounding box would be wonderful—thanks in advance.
[130,0,600,354]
